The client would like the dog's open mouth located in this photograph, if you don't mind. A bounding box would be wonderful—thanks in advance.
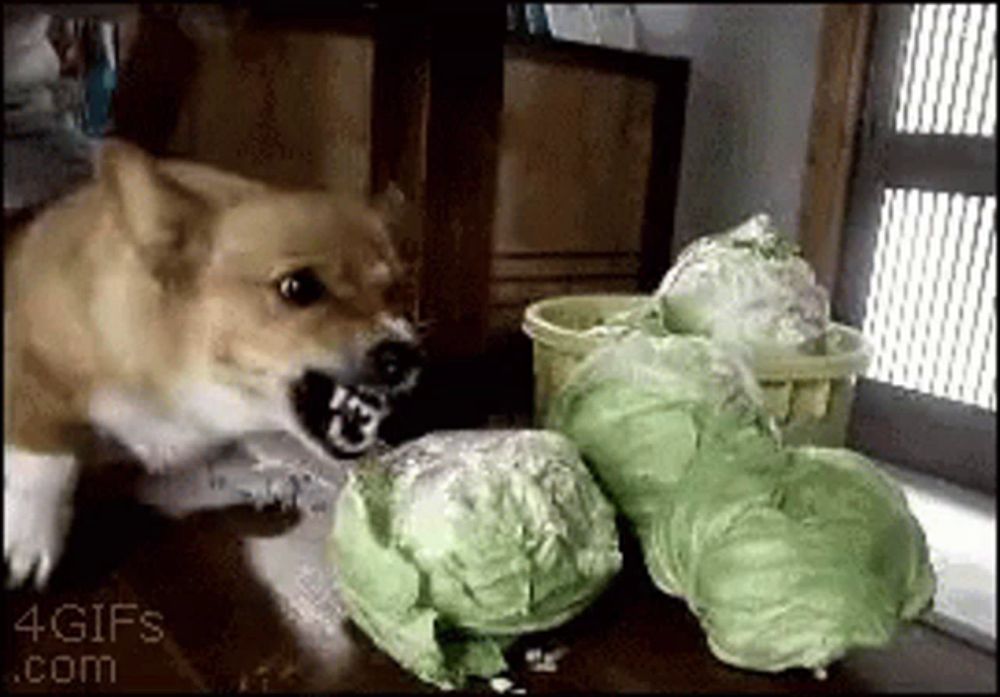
[290,371,391,459]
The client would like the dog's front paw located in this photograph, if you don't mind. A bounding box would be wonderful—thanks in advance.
[4,488,74,590]
[4,449,79,590]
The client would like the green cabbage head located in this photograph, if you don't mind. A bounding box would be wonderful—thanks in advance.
[547,333,782,534]
[327,430,622,688]
[645,445,935,674]
[546,332,934,675]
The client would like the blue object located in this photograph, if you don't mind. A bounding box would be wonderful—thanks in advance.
[82,57,115,137]
[81,21,117,137]
[524,4,550,37]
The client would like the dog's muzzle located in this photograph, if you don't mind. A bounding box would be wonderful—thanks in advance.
[369,339,422,393]
[290,339,422,459]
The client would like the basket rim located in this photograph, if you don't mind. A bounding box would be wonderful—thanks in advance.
[523,293,643,356]
[522,294,872,380]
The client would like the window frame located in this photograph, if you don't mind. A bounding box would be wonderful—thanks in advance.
[835,3,997,494]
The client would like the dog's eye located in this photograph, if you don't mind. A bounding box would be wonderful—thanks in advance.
[276,268,327,307]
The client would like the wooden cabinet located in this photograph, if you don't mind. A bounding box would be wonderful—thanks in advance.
[169,29,374,198]
[489,44,672,337]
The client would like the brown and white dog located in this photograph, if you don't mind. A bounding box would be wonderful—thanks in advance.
[4,140,420,589]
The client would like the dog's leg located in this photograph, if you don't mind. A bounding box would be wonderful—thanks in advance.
[133,439,330,517]
[226,433,346,513]
[218,438,328,513]
[3,447,80,589]
[131,441,262,517]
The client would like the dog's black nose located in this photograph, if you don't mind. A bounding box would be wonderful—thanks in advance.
[370,340,421,388]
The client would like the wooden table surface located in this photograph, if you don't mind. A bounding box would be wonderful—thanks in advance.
[4,452,996,695]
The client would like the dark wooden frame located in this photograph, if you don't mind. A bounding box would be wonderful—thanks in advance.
[502,33,690,292]
[799,4,874,294]
[835,4,997,494]
[367,13,690,349]
[367,18,689,428]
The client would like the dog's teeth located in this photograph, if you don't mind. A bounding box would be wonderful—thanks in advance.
[319,382,391,458]
[327,413,343,438]
[330,386,350,411]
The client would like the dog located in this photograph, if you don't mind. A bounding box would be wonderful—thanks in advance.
[4,139,421,589]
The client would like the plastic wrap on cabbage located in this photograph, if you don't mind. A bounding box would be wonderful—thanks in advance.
[546,333,781,533]
[327,430,622,689]
[655,214,830,356]
[583,297,672,340]
[645,446,935,675]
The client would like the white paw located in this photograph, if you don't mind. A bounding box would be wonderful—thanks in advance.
[4,486,74,590]
[3,449,79,590]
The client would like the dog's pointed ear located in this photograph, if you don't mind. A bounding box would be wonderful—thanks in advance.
[98,140,186,248]
[157,159,270,208]
[98,139,207,279]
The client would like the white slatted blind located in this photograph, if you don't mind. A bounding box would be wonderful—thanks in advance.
[862,4,997,411]
[864,190,996,410]
[894,3,996,136]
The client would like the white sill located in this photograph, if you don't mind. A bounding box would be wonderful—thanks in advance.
[877,460,996,652]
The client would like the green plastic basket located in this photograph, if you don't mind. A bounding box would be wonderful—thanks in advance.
[523,294,871,447]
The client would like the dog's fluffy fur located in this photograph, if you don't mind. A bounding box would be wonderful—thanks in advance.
[4,140,417,589]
